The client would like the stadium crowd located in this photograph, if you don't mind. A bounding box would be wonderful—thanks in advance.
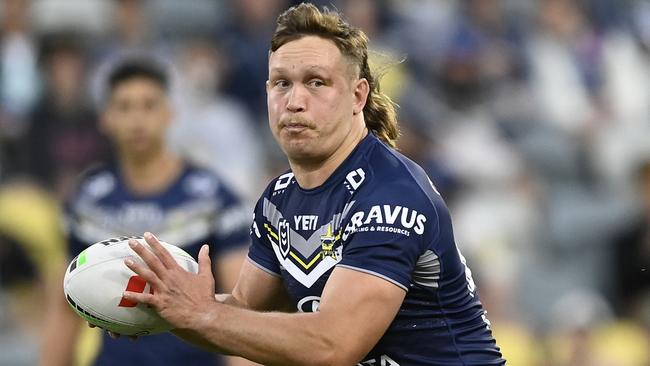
[0,0,648,365]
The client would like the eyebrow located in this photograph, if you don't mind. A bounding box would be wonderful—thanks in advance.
[269,65,330,75]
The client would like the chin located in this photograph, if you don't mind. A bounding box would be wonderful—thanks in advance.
[283,144,320,162]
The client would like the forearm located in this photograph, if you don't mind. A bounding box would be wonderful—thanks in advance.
[215,293,243,307]
[178,303,341,366]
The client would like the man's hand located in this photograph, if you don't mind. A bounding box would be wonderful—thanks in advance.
[121,232,218,330]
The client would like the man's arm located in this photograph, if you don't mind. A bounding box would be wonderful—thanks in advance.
[214,251,293,312]
[124,233,405,366]
[214,248,289,366]
[186,266,404,366]
[39,261,84,366]
[174,258,295,358]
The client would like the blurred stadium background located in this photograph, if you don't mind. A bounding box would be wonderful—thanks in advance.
[0,0,649,365]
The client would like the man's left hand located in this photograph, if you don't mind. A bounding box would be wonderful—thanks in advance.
[122,232,217,329]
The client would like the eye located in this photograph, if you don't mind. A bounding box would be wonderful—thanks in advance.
[308,79,325,88]
[116,100,131,112]
[274,80,290,88]
[144,99,157,111]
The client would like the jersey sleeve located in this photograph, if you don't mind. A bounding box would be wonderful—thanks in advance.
[212,183,252,256]
[337,197,436,291]
[246,196,282,277]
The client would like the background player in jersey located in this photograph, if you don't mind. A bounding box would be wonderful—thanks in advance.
[117,4,505,365]
[40,59,255,366]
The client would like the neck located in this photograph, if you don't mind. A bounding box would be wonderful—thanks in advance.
[119,149,183,196]
[290,125,368,190]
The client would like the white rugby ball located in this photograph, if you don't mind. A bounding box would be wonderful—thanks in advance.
[63,236,198,336]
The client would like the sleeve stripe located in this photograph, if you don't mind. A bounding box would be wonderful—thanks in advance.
[336,264,409,292]
[247,256,282,278]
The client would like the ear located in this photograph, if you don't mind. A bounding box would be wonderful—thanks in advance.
[352,78,370,115]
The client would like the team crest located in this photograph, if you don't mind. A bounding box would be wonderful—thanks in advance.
[320,225,338,260]
[278,219,291,259]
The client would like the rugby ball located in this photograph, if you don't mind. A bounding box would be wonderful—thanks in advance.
[63,236,198,336]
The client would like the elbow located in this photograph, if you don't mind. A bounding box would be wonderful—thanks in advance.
[309,351,344,366]
[308,342,360,366]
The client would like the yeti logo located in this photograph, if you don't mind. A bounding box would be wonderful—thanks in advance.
[279,219,291,259]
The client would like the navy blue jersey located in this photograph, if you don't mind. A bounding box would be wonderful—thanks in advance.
[65,163,250,366]
[248,133,504,365]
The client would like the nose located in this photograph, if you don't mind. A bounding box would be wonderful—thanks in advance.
[286,85,306,113]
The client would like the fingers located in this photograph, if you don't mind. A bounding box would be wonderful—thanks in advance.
[143,232,178,269]
[122,290,156,307]
[124,258,166,292]
[197,244,212,278]
[128,238,168,277]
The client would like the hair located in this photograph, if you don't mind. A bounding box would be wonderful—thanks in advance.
[270,3,399,148]
[107,58,169,96]
[38,31,86,68]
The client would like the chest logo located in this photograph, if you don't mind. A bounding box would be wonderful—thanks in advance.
[279,219,291,259]
[320,225,339,260]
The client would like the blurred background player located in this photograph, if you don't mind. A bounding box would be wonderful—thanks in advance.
[40,58,253,366]
[21,32,110,201]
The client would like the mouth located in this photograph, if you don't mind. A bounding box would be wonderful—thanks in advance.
[280,120,311,133]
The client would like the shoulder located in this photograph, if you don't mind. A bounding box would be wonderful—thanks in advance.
[181,164,246,204]
[362,141,442,209]
[70,164,118,205]
[181,165,223,197]
[346,143,447,237]
[258,170,296,201]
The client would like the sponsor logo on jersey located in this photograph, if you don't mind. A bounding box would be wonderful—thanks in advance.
[273,172,294,193]
[342,205,427,241]
[294,215,318,231]
[357,355,400,365]
[344,168,366,193]
[297,296,321,312]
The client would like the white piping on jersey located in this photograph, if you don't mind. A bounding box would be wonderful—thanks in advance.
[336,264,408,292]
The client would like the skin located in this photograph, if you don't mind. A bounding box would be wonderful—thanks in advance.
[119,36,407,366]
[267,35,370,189]
[101,77,185,194]
[40,78,250,366]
